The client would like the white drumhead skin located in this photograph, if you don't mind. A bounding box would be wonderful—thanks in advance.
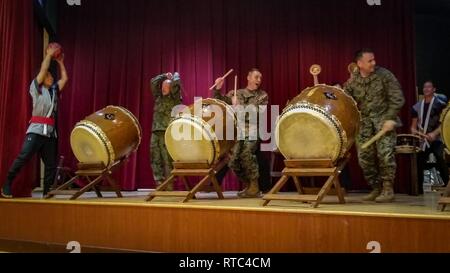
[70,126,110,166]
[276,109,341,161]
[165,118,216,164]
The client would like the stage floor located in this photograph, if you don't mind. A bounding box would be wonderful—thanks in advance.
[14,190,450,219]
[2,190,450,253]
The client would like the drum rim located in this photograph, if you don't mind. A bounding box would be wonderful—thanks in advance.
[70,120,115,166]
[199,98,238,128]
[107,105,142,152]
[303,84,360,109]
[440,104,450,149]
[275,102,344,161]
[397,133,421,140]
[165,115,220,165]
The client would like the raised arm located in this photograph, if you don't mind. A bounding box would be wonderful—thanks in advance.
[56,55,68,91]
[151,73,167,98]
[36,47,57,84]
[212,77,232,105]
[170,72,182,99]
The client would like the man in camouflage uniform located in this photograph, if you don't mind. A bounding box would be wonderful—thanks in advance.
[344,49,405,203]
[150,72,182,189]
[213,69,269,198]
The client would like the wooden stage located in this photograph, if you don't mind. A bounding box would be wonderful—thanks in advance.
[1,190,450,253]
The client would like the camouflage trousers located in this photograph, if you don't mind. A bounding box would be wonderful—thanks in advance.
[356,118,397,187]
[229,140,260,183]
[150,131,173,182]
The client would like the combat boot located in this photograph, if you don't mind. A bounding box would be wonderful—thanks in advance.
[238,180,261,198]
[362,184,381,201]
[237,182,249,197]
[375,182,395,203]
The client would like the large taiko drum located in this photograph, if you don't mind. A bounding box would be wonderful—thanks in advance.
[70,105,142,167]
[440,104,450,150]
[275,84,361,162]
[165,98,237,166]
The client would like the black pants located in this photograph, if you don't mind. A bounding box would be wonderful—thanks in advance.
[5,133,57,195]
[417,140,449,193]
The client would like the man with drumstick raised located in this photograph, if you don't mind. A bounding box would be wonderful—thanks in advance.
[411,81,449,191]
[1,44,69,198]
[213,69,268,198]
[345,49,405,203]
[150,72,182,190]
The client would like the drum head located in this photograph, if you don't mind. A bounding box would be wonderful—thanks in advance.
[276,109,341,161]
[70,124,111,166]
[442,109,450,149]
[165,117,218,165]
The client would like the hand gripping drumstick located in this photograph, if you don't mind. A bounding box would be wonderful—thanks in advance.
[209,69,234,90]
[361,129,389,150]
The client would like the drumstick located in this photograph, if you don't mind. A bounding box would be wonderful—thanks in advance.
[416,132,428,139]
[234,76,237,97]
[361,129,389,150]
[209,69,234,90]
[313,75,319,86]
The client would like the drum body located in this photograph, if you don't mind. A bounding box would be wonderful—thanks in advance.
[440,104,450,150]
[395,134,421,154]
[275,84,360,162]
[165,98,236,166]
[70,106,142,167]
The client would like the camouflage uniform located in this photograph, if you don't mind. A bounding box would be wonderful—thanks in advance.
[214,88,268,183]
[150,73,182,182]
[344,67,405,188]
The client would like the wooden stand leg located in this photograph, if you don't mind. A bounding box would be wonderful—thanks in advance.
[262,175,289,206]
[263,156,349,208]
[105,176,123,198]
[70,176,103,200]
[210,175,224,199]
[182,175,211,203]
[313,174,336,208]
[181,176,190,191]
[293,177,304,194]
[334,178,345,204]
[45,175,79,199]
[439,183,450,211]
[146,175,176,201]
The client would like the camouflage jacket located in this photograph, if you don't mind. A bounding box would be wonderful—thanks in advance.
[214,88,268,139]
[344,66,405,123]
[151,73,182,132]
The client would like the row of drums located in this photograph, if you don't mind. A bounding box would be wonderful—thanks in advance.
[69,85,450,169]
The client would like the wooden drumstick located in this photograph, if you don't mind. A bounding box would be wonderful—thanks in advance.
[234,76,237,97]
[361,129,389,150]
[209,69,234,90]
[232,76,238,106]
[309,65,322,86]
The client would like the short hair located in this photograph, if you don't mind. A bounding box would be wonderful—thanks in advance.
[248,68,261,76]
[423,80,435,88]
[354,48,374,62]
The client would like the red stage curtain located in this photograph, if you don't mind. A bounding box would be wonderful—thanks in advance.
[1,0,416,194]
[0,0,42,197]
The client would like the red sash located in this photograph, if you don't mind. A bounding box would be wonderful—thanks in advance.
[30,116,55,126]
